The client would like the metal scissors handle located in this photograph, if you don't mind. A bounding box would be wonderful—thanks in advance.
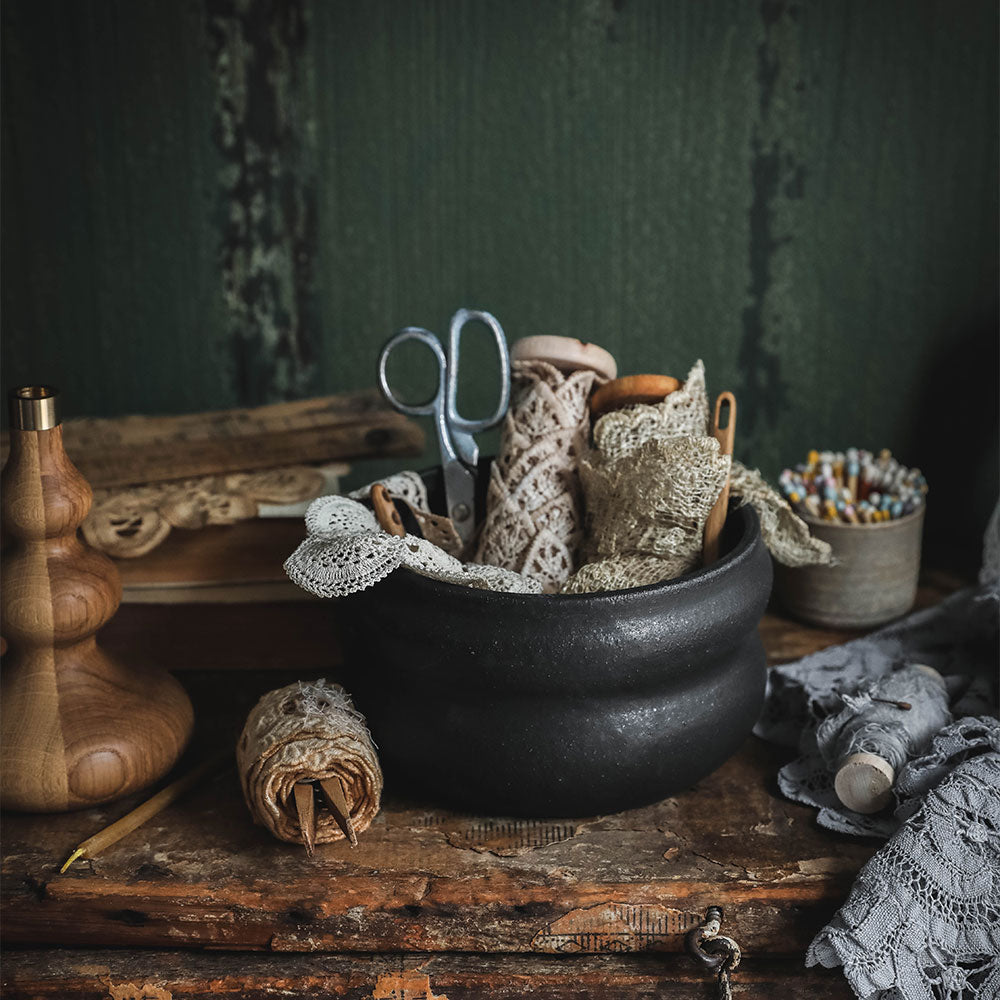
[377,308,511,541]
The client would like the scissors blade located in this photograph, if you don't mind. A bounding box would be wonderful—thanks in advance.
[442,459,477,546]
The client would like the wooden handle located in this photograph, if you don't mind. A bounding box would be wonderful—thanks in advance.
[702,392,737,565]
[370,484,405,537]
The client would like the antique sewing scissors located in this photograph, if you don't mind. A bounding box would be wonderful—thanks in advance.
[377,308,511,544]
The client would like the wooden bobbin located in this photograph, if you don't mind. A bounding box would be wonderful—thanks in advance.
[834,752,895,814]
[511,336,618,380]
[589,374,682,416]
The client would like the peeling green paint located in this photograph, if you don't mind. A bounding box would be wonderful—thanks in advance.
[207,0,317,403]
[1,0,996,566]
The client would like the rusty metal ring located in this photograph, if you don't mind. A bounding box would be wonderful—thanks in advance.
[685,906,726,970]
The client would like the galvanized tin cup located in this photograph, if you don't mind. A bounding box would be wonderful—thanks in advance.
[773,506,925,629]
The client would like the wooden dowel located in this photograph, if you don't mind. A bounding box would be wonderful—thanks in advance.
[318,777,357,847]
[60,751,230,873]
[702,392,737,565]
[293,782,316,856]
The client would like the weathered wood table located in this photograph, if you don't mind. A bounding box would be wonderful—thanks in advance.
[2,575,960,999]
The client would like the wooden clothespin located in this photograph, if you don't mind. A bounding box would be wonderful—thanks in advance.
[702,391,737,565]
[293,776,358,855]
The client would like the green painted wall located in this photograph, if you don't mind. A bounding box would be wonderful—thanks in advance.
[3,0,997,569]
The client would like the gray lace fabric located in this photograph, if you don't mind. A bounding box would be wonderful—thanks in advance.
[756,502,1000,998]
[807,718,1000,1000]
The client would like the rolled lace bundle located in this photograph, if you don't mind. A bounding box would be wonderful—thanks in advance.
[475,360,601,592]
[562,363,727,593]
[237,679,382,847]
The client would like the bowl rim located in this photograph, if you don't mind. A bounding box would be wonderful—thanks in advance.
[389,502,764,605]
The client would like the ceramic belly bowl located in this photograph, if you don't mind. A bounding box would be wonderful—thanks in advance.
[337,468,773,817]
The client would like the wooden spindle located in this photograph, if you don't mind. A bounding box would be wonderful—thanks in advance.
[1,386,193,812]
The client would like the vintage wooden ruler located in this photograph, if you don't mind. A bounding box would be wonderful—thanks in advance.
[1,390,424,489]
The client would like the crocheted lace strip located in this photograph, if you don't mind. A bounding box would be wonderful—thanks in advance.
[285,494,541,598]
[585,359,830,578]
[475,359,601,592]
[561,436,729,593]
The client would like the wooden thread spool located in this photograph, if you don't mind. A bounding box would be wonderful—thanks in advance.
[510,336,618,380]
[1,386,193,812]
[589,374,681,417]
[830,665,948,814]
[370,483,405,537]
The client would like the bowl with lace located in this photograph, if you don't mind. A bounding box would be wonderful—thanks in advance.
[336,464,773,817]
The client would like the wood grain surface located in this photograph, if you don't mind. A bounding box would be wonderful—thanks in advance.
[2,654,877,957]
[1,426,193,812]
[0,573,963,996]
[1,949,853,999]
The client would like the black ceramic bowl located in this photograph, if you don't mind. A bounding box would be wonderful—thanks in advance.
[338,467,773,817]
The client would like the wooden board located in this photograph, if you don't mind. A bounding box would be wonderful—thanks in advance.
[2,664,877,957]
[1,391,424,489]
[0,575,964,997]
[113,519,311,603]
[0,949,853,999]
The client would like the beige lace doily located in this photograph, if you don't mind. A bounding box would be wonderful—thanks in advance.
[285,494,542,598]
[82,465,331,558]
[475,360,601,592]
[237,680,382,847]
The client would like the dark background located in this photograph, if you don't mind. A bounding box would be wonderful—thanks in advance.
[2,0,997,572]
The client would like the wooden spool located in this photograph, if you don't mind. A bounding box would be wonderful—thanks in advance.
[834,753,895,814]
[1,386,193,812]
[511,336,618,380]
[589,374,681,416]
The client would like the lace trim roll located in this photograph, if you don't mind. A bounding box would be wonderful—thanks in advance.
[237,680,383,847]
[560,435,730,593]
[475,360,601,593]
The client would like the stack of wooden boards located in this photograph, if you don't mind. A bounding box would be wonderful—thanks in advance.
[0,390,423,603]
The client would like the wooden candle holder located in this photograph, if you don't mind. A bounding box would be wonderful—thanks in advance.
[1,386,193,812]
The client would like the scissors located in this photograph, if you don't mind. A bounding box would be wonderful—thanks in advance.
[377,308,511,544]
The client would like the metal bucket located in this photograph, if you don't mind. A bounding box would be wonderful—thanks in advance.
[774,506,925,629]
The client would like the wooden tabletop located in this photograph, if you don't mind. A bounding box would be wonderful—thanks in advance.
[1,573,963,999]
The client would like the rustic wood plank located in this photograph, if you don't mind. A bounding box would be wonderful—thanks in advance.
[1,574,965,962]
[1,665,876,955]
[0,948,853,999]
[1,391,424,489]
